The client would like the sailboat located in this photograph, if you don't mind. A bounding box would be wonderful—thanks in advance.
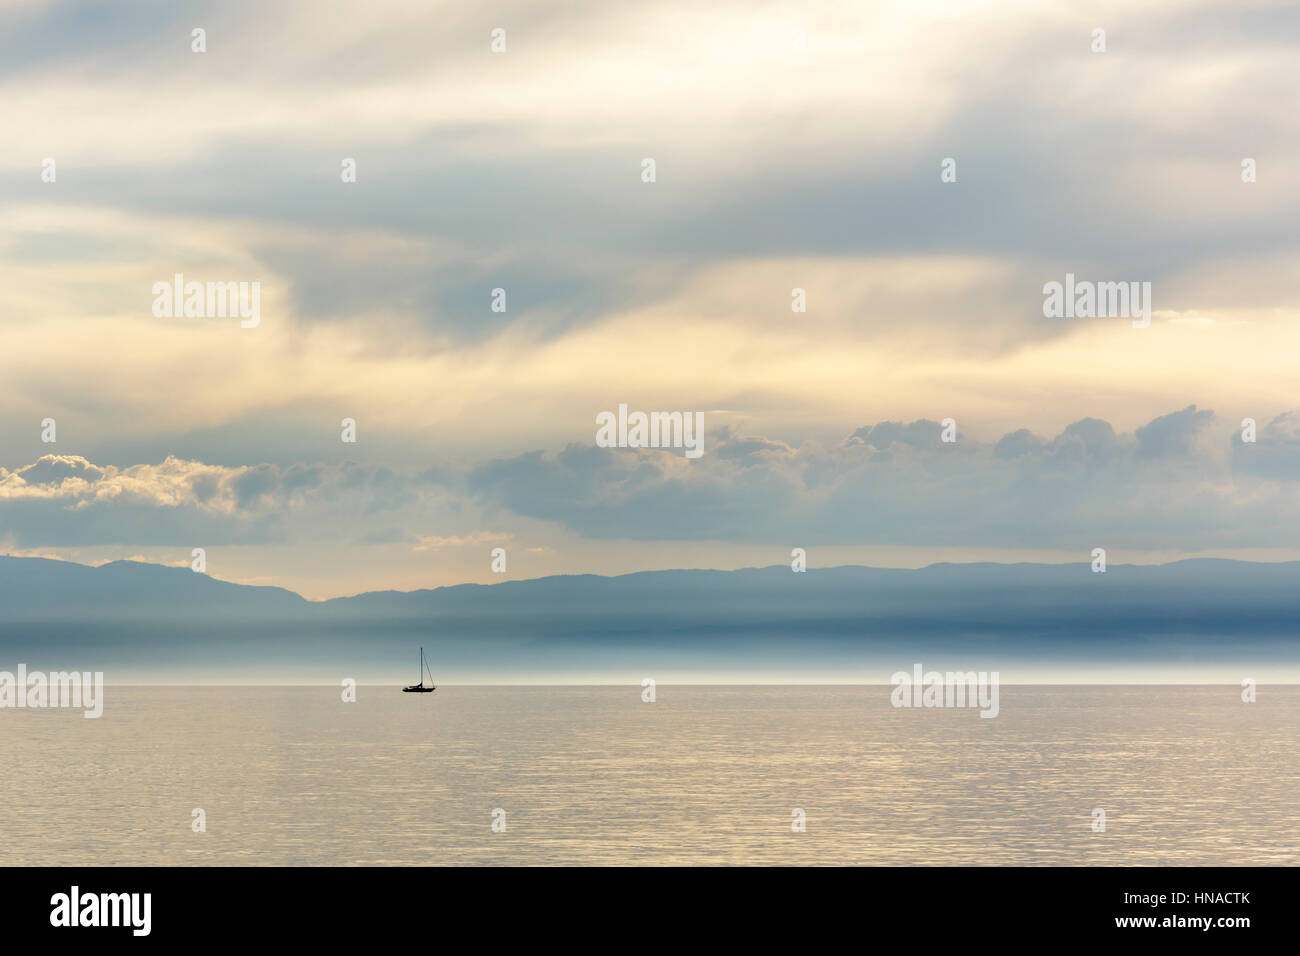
[402,646,437,693]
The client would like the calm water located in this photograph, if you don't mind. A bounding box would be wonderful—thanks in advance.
[2,686,1297,866]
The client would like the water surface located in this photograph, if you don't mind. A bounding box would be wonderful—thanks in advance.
[3,686,1296,865]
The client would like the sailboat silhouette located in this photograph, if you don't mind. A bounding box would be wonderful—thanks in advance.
[402,646,437,694]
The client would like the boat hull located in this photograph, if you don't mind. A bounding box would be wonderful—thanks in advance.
[404,647,437,693]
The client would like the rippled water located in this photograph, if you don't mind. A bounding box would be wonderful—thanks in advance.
[3,686,1296,865]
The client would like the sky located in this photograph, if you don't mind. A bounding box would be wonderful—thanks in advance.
[1,0,1299,599]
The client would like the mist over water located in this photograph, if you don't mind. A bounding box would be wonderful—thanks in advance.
[7,559,1300,683]
[5,685,1296,865]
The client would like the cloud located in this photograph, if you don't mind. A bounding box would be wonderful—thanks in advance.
[411,531,512,552]
[847,420,950,450]
[3,0,1300,594]
[9,454,108,486]
[0,454,447,546]
[7,407,1300,558]
[1135,404,1215,457]
[465,408,1300,549]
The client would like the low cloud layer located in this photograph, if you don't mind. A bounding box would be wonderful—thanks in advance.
[0,454,440,546]
[6,408,1300,556]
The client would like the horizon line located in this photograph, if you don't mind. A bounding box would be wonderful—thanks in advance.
[60,681,1300,688]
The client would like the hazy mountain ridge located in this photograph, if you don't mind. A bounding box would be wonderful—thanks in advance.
[0,556,308,620]
[3,555,1300,632]
[3,556,1298,678]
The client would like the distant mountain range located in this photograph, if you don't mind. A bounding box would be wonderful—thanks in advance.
[2,556,1298,678]
[6,554,1300,628]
